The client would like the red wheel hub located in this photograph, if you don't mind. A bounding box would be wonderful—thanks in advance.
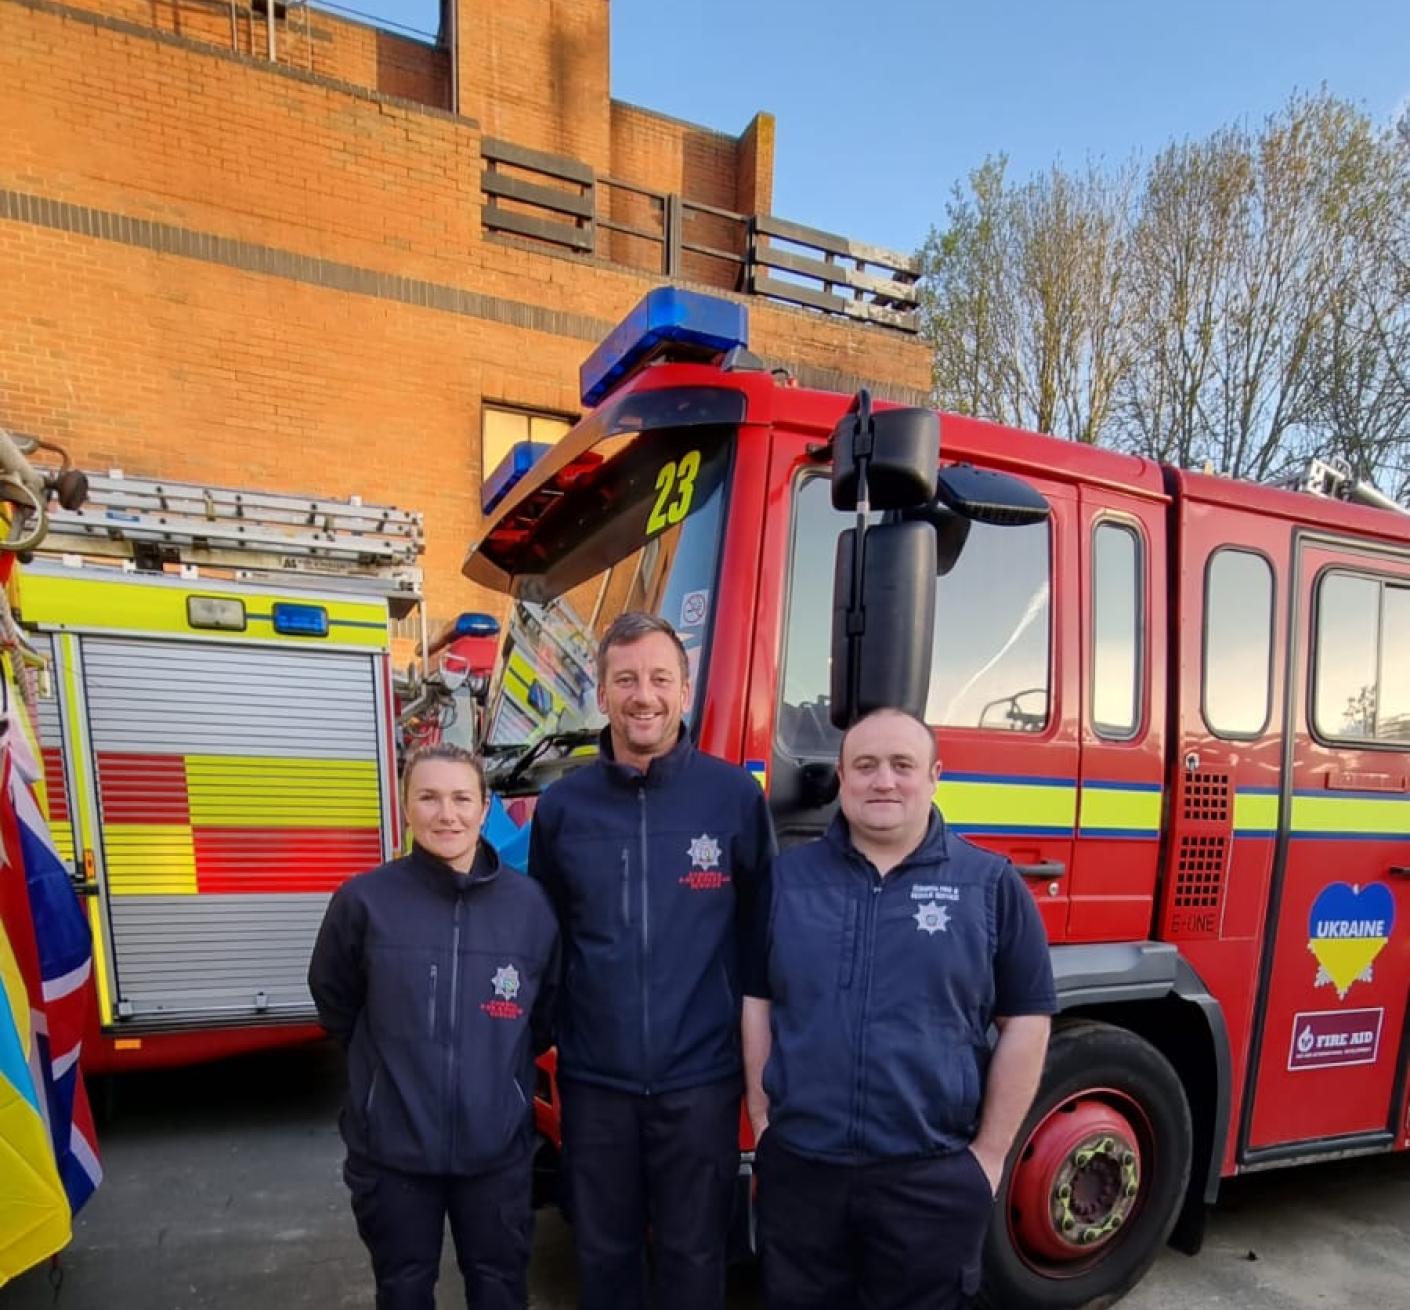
[1008,1094,1144,1268]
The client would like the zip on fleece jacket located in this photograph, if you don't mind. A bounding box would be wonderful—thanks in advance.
[638,783,652,1092]
[308,841,560,1176]
[757,811,1058,1164]
[528,729,776,1096]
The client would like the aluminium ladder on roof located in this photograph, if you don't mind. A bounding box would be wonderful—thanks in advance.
[38,471,426,616]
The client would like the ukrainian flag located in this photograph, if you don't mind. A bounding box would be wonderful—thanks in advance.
[0,921,69,1286]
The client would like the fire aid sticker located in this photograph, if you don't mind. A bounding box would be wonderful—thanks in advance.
[680,590,709,628]
[1306,881,1394,999]
[1287,1008,1384,1071]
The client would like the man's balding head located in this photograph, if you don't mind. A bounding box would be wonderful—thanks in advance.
[838,707,938,770]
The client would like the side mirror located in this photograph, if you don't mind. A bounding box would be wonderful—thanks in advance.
[830,391,938,512]
[898,502,972,576]
[935,464,1050,525]
[799,761,841,808]
[829,520,936,728]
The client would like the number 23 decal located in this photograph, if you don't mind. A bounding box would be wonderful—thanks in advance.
[647,449,701,536]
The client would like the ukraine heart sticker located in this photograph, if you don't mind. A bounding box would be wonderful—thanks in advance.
[1307,881,1395,1000]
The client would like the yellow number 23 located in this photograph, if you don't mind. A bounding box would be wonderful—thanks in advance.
[646,449,701,536]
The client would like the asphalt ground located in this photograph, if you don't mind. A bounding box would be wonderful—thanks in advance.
[4,1042,1410,1309]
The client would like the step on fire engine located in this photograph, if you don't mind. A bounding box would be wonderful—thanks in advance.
[20,472,422,1073]
[467,287,1410,1310]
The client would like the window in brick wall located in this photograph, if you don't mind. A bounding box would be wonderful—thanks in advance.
[481,404,575,486]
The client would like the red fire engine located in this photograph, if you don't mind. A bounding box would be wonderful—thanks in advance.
[467,288,1410,1308]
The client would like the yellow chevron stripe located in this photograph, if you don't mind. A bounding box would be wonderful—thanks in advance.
[1233,790,1280,833]
[1291,792,1410,836]
[184,756,381,826]
[103,824,198,896]
[935,778,1077,829]
[20,573,388,649]
[1078,785,1163,833]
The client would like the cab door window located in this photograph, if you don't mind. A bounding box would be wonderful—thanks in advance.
[777,476,1052,753]
[1313,571,1410,746]
[1202,548,1274,739]
[1091,521,1143,739]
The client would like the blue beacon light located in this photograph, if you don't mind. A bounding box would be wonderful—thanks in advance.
[481,440,554,515]
[271,602,330,637]
[482,290,749,516]
[578,287,749,407]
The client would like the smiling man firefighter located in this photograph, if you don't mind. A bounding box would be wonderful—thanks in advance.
[528,612,775,1310]
[742,707,1056,1310]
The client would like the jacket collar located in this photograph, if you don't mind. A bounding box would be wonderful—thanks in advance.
[408,838,501,897]
[596,724,694,789]
[825,805,949,876]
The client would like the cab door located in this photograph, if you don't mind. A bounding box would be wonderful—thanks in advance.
[1246,533,1410,1152]
[924,471,1079,941]
[755,428,1078,939]
[1067,488,1166,943]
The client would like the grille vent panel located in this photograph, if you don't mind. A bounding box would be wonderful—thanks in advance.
[1182,771,1229,823]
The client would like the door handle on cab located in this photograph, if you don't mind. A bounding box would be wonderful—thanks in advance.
[1389,866,1410,879]
[1014,861,1066,879]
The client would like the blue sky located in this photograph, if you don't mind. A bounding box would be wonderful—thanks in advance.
[319,0,1410,257]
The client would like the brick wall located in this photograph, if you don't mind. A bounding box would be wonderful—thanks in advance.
[736,112,774,217]
[1,0,930,627]
[60,0,450,106]
[606,101,746,287]
[456,0,610,171]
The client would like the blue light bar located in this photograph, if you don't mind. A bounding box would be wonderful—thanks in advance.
[580,287,749,407]
[453,612,501,639]
[482,440,552,514]
[271,602,329,637]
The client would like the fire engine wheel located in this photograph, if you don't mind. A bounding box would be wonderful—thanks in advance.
[976,1021,1193,1310]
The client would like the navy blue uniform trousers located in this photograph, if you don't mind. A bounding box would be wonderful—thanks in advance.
[343,1151,532,1310]
[559,1076,740,1310]
[756,1133,994,1310]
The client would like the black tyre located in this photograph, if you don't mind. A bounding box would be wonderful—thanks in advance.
[976,1020,1193,1310]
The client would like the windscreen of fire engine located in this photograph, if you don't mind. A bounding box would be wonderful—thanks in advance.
[482,427,733,750]
[778,475,1052,755]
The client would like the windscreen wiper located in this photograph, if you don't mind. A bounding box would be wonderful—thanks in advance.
[490,728,602,790]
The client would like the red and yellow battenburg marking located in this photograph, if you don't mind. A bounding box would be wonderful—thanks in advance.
[38,748,74,866]
[94,752,381,896]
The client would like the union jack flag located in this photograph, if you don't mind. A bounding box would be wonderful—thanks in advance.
[0,720,102,1218]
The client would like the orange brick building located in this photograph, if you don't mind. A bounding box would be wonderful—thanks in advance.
[0,0,931,625]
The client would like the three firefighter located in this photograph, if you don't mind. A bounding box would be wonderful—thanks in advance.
[312,616,1053,1310]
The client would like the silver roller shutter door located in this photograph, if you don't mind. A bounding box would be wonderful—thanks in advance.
[81,636,384,1027]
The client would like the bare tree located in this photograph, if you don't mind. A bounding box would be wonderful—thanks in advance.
[920,157,1022,425]
[920,158,1136,442]
[921,91,1410,504]
[1116,128,1250,467]
[1304,107,1410,498]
